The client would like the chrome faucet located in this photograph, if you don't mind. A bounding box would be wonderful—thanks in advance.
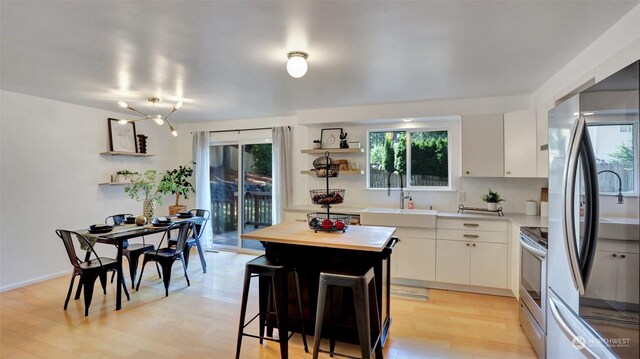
[597,170,624,204]
[387,169,411,209]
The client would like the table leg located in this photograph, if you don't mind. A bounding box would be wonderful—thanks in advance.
[116,241,124,310]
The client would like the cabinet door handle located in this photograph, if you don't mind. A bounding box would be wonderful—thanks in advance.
[463,223,479,227]
[294,219,306,223]
[472,243,476,247]
[621,254,626,259]
[463,234,479,238]
[466,243,470,246]
[612,253,617,257]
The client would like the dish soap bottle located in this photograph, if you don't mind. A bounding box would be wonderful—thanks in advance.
[408,197,414,209]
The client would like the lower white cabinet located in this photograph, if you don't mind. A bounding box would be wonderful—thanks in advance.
[585,250,639,304]
[436,239,507,288]
[395,237,436,281]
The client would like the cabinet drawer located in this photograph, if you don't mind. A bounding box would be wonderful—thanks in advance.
[437,229,507,244]
[395,227,436,239]
[437,218,507,232]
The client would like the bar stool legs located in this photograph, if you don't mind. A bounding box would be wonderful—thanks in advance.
[235,255,308,359]
[313,267,383,359]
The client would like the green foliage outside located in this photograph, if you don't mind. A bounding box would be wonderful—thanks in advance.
[382,134,396,173]
[410,131,448,178]
[395,133,406,174]
[610,142,634,170]
[247,144,272,176]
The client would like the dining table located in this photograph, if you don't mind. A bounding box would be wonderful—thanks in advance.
[79,216,202,310]
[241,222,397,350]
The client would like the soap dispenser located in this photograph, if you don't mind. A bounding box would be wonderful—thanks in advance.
[408,196,414,209]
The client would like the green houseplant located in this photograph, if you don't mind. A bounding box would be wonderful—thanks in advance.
[481,188,504,210]
[123,170,164,220]
[158,163,195,215]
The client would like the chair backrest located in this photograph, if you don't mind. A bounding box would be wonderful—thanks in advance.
[55,229,104,268]
[158,221,192,256]
[105,213,133,226]
[189,209,210,240]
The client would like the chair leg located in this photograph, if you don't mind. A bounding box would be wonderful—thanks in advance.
[126,252,141,289]
[74,277,83,300]
[155,262,162,279]
[110,269,116,283]
[368,281,383,359]
[99,272,107,295]
[258,275,270,344]
[82,273,99,317]
[160,260,174,297]
[194,238,207,273]
[293,271,309,353]
[136,257,150,292]
[313,277,329,359]
[180,254,190,287]
[353,279,373,359]
[64,274,77,310]
[235,266,252,359]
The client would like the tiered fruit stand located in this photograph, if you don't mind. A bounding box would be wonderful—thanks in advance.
[307,152,351,233]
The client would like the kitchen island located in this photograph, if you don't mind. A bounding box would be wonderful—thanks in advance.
[241,222,397,347]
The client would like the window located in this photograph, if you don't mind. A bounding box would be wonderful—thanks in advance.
[368,129,450,189]
[588,123,637,194]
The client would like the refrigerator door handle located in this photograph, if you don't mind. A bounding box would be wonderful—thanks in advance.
[578,128,599,289]
[562,116,586,294]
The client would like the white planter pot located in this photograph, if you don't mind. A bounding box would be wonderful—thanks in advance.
[487,202,498,211]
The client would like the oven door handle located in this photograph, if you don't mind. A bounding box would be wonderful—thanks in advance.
[519,236,546,259]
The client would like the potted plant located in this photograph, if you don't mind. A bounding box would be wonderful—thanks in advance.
[158,163,195,215]
[313,139,322,149]
[122,170,164,221]
[481,188,504,211]
[115,169,133,183]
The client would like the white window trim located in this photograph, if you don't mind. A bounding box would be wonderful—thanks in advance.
[366,118,461,191]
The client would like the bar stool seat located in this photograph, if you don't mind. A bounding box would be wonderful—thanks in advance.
[313,267,383,359]
[235,255,309,359]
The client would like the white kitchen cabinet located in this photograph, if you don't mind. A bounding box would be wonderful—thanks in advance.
[395,237,436,281]
[462,114,504,177]
[536,107,549,178]
[584,250,639,304]
[435,240,470,285]
[283,210,307,223]
[470,242,508,288]
[436,217,509,289]
[504,108,537,177]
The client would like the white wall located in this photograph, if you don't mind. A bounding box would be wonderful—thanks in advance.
[0,90,179,290]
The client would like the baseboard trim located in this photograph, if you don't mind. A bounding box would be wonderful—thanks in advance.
[0,270,68,292]
[391,278,514,297]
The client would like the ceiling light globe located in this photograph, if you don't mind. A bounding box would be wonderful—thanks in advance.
[154,115,164,126]
[174,101,183,110]
[117,100,128,108]
[287,52,308,78]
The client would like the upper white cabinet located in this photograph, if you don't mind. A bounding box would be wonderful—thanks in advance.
[504,108,538,177]
[462,114,504,177]
[536,107,549,178]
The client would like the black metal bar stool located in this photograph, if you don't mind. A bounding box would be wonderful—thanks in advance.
[313,267,383,359]
[235,255,309,359]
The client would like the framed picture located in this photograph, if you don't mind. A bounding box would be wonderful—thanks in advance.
[321,128,343,149]
[108,118,138,153]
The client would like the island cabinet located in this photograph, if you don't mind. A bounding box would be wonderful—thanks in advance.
[392,227,436,281]
[435,218,509,289]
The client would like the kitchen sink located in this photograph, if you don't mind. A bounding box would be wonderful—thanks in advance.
[360,207,437,228]
[598,217,639,241]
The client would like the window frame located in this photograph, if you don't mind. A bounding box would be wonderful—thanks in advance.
[366,121,458,192]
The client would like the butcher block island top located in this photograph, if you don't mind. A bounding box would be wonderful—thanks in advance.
[241,222,396,252]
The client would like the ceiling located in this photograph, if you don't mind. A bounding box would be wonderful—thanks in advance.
[1,1,637,123]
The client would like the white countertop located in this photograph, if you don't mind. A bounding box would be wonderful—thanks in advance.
[286,205,548,228]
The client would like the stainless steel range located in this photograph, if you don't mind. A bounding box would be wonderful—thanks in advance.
[519,226,548,358]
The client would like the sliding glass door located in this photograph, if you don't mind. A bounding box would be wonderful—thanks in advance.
[209,137,272,252]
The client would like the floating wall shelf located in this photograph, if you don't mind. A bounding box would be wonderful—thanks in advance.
[301,148,364,154]
[100,151,155,157]
[301,170,364,176]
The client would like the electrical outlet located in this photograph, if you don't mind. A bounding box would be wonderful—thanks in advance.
[458,191,466,202]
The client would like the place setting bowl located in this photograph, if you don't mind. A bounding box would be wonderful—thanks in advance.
[88,224,113,234]
[176,211,193,218]
[124,216,136,224]
[151,217,174,227]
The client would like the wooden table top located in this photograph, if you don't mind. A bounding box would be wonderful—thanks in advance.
[241,222,396,252]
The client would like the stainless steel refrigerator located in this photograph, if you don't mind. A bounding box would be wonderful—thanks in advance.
[547,60,639,358]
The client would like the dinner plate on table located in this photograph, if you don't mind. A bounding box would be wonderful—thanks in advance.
[151,219,173,227]
[176,212,193,218]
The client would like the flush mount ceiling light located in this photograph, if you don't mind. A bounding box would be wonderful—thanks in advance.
[117,97,181,136]
[286,51,308,78]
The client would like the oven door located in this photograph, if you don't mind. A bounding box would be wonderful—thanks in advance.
[520,234,547,329]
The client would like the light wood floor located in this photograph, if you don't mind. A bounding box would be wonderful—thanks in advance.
[0,251,536,358]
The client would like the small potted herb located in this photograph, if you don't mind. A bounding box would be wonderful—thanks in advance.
[115,169,134,183]
[481,188,504,211]
[313,139,322,149]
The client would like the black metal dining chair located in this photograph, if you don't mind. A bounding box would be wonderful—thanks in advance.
[56,229,125,316]
[105,213,159,288]
[168,209,210,273]
[136,221,193,296]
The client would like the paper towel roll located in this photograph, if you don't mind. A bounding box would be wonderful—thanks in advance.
[526,200,538,216]
[540,201,549,217]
